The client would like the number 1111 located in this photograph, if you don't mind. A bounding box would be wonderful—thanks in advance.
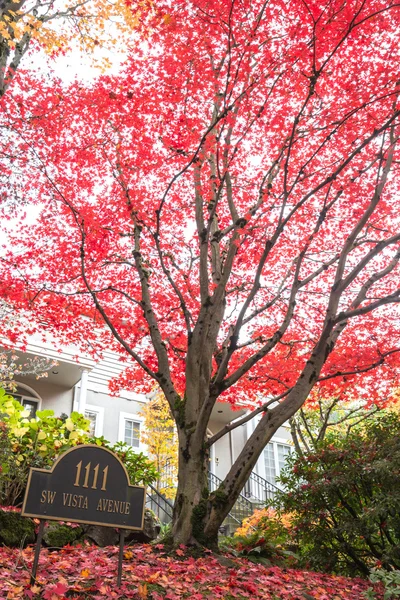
[74,461,108,491]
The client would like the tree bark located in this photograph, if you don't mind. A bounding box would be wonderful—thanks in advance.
[171,426,211,546]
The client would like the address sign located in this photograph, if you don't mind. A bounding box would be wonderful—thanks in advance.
[22,444,146,530]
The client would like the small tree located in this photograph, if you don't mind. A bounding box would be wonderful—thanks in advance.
[276,411,400,577]
[140,391,178,500]
[0,350,57,392]
[289,390,383,457]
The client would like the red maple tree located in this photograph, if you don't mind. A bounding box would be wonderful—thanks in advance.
[1,0,400,546]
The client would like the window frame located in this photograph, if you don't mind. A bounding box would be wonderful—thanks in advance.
[84,404,104,438]
[261,438,293,488]
[118,412,145,451]
[11,388,42,419]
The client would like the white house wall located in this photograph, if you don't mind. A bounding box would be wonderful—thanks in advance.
[83,388,146,444]
[85,350,144,401]
[16,378,74,416]
[8,333,294,493]
[209,416,291,485]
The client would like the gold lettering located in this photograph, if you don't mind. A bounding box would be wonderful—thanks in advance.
[83,497,88,509]
[46,490,56,504]
[83,462,91,488]
[101,466,108,491]
[74,461,82,487]
[63,493,69,506]
[72,494,78,508]
[40,490,47,504]
[92,464,99,489]
[95,497,129,514]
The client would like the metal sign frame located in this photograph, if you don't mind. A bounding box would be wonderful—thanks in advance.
[21,444,146,586]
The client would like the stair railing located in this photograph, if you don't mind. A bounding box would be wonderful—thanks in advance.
[146,483,174,523]
[148,470,280,530]
[208,472,253,525]
[243,471,281,502]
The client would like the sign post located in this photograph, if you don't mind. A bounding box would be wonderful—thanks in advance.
[30,520,45,585]
[22,444,146,586]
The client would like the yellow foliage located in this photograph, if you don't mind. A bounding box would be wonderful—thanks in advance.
[139,391,178,500]
[0,0,152,93]
[235,507,293,538]
[2,0,145,52]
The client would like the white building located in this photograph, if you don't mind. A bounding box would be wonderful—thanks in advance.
[5,330,292,507]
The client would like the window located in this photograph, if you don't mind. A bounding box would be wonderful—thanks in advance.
[85,411,98,436]
[264,443,276,484]
[118,412,144,450]
[124,419,141,447]
[263,441,292,486]
[22,399,39,419]
[84,404,104,437]
[277,443,291,473]
[11,393,39,418]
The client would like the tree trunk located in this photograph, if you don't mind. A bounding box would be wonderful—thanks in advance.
[171,407,286,547]
[171,428,212,546]
[170,331,339,547]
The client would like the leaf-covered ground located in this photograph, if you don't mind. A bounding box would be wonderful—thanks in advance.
[0,544,381,600]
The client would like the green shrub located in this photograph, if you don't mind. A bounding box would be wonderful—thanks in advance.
[220,508,298,567]
[43,523,83,548]
[0,388,90,506]
[0,507,35,547]
[274,411,400,577]
[110,440,159,487]
[363,568,400,599]
[0,388,158,507]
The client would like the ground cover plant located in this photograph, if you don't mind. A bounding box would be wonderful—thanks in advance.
[0,543,386,599]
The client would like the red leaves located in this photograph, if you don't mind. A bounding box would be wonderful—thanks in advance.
[0,544,383,599]
[1,0,400,452]
[42,582,68,599]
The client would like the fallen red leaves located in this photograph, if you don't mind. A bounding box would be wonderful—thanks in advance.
[0,544,382,599]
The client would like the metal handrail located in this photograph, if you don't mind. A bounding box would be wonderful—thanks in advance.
[208,472,253,524]
[244,471,280,502]
[158,460,178,494]
[147,470,280,530]
[146,483,174,521]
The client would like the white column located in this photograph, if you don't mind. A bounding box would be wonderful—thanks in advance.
[78,369,89,415]
[209,439,216,475]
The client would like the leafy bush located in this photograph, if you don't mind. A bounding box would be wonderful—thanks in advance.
[363,568,400,600]
[0,388,91,505]
[220,508,298,567]
[235,507,292,543]
[274,411,400,577]
[110,440,159,486]
[43,522,83,548]
[0,506,36,546]
[0,389,158,506]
